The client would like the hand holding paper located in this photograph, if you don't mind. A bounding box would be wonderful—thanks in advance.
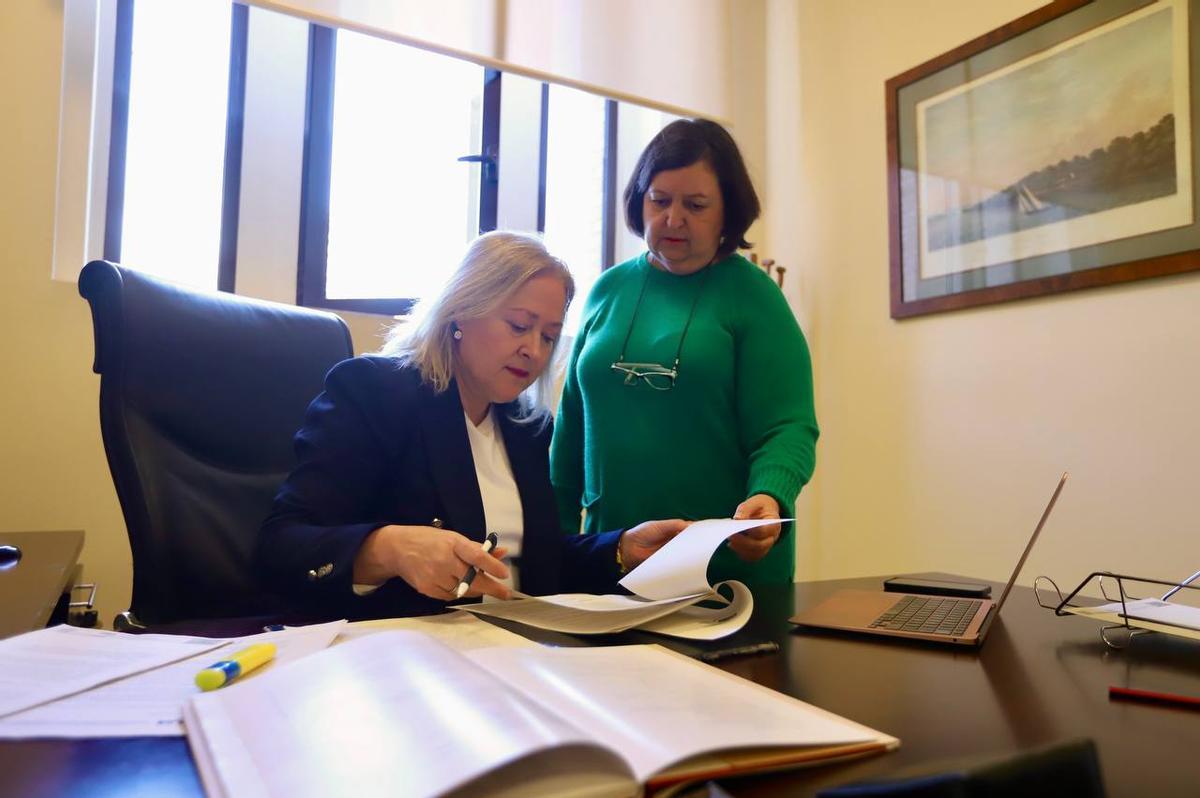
[459,518,789,639]
[728,493,783,561]
[618,518,789,600]
[618,518,692,570]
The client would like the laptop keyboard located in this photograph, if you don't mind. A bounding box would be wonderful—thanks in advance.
[869,595,980,636]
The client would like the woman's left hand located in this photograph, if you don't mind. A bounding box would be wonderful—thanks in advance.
[728,494,781,562]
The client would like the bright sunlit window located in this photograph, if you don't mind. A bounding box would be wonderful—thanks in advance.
[119,1,233,290]
[324,30,484,300]
[542,85,607,332]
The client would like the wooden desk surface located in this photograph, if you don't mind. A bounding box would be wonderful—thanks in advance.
[713,577,1199,797]
[2,576,1196,797]
[0,530,83,639]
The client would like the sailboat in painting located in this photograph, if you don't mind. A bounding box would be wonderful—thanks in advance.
[1015,182,1047,214]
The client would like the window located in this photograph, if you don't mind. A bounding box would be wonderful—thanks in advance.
[541,85,613,331]
[298,28,629,323]
[104,0,246,291]
[298,27,497,315]
[322,30,487,305]
[60,4,692,315]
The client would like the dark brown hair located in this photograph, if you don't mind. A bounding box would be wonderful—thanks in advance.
[623,118,760,259]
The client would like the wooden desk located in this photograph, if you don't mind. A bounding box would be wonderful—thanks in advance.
[714,578,1199,796]
[2,577,1197,796]
[0,530,84,638]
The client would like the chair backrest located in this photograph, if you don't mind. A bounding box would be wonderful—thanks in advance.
[79,261,354,625]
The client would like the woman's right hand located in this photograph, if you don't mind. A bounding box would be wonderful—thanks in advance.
[618,519,690,570]
[352,524,512,601]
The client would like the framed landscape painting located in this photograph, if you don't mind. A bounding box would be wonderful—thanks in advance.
[887,0,1200,318]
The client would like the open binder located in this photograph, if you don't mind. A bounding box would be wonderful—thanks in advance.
[184,631,898,797]
[1035,571,1200,648]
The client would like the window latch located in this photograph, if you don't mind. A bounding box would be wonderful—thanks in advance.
[457,148,498,184]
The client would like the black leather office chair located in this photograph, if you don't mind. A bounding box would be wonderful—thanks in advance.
[79,261,354,627]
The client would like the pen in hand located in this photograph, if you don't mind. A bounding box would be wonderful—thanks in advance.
[195,643,277,691]
[455,533,499,599]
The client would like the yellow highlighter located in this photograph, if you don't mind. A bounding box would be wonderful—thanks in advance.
[195,643,277,691]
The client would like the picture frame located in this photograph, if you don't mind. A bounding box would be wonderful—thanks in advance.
[886,0,1200,319]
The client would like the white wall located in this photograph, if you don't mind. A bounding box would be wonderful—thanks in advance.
[766,0,1200,595]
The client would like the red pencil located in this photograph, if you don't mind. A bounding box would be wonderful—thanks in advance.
[1109,685,1200,710]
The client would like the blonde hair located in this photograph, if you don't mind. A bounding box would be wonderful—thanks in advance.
[382,231,575,421]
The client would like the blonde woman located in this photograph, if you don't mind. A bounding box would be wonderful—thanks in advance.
[257,231,685,619]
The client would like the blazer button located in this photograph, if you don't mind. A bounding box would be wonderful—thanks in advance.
[431,518,444,528]
[307,569,318,581]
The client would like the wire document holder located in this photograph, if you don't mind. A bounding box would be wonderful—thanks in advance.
[1034,571,1200,649]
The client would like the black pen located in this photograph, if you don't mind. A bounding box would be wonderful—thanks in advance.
[698,641,780,663]
[455,533,499,599]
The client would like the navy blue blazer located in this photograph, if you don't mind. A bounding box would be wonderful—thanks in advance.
[256,356,623,620]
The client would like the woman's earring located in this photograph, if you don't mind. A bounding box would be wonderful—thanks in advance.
[453,329,463,341]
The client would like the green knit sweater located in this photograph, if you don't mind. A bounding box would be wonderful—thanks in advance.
[550,252,818,586]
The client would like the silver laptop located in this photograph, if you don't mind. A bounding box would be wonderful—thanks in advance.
[0,530,84,639]
[790,474,1067,647]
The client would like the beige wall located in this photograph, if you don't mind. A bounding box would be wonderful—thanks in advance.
[771,0,1200,594]
[1,1,129,626]
[5,0,1197,632]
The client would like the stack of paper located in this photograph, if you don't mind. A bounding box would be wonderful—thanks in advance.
[0,621,344,738]
[1065,597,1200,641]
[458,518,780,639]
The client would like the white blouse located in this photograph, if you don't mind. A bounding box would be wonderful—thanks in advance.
[464,408,523,590]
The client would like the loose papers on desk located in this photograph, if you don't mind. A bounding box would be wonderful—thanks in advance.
[1065,598,1200,641]
[0,624,226,720]
[0,621,344,738]
[458,518,785,639]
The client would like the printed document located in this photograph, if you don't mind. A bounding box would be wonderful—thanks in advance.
[0,621,344,738]
[0,625,225,719]
[459,518,783,639]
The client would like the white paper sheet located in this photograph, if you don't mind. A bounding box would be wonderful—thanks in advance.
[618,518,789,600]
[185,631,614,798]
[457,518,782,639]
[0,625,226,719]
[0,621,345,738]
[471,642,890,785]
[635,581,755,640]
[458,591,714,634]
[1065,597,1200,640]
[1100,598,1200,630]
[337,612,537,651]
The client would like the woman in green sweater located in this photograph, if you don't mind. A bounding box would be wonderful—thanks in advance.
[550,119,819,587]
